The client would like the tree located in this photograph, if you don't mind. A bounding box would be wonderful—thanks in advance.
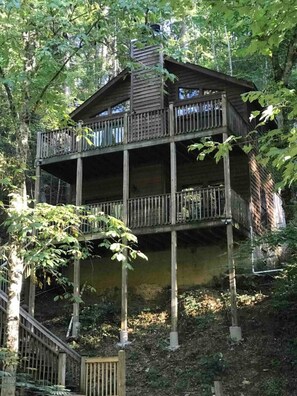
[205,0,297,189]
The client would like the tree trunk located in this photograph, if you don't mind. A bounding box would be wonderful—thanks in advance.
[1,192,27,396]
[1,244,24,396]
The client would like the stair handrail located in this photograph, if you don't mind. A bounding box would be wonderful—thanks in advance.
[0,290,80,363]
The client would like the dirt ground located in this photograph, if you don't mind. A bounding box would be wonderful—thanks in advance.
[36,278,297,396]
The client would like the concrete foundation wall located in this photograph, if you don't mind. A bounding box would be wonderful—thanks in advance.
[74,243,228,295]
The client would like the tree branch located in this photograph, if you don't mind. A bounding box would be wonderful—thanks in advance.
[281,28,297,86]
[31,21,99,115]
[0,67,19,121]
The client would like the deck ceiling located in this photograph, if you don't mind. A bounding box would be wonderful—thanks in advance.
[41,143,173,184]
[41,138,244,185]
[93,226,246,254]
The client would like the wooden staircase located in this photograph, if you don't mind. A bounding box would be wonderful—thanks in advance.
[0,290,81,391]
[0,291,126,395]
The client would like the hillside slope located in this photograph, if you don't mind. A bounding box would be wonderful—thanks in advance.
[36,279,297,396]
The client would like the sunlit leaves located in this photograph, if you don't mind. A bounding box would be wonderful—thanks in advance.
[243,85,297,187]
[0,198,147,290]
[189,135,240,163]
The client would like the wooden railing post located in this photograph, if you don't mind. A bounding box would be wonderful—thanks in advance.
[123,113,128,144]
[169,102,174,137]
[58,352,67,386]
[36,131,42,160]
[80,356,86,394]
[118,350,126,396]
[221,93,227,128]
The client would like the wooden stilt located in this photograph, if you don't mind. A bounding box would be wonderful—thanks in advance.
[170,135,179,349]
[28,161,41,316]
[120,150,129,345]
[223,131,241,339]
[118,350,126,396]
[72,156,83,338]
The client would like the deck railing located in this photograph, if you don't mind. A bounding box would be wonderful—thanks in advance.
[176,187,225,223]
[82,115,125,151]
[81,200,123,234]
[80,351,126,396]
[83,187,249,233]
[174,96,222,135]
[127,108,168,142]
[128,194,171,228]
[38,95,228,160]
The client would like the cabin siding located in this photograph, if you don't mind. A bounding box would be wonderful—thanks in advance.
[130,164,166,197]
[79,77,131,121]
[82,174,123,203]
[249,153,275,234]
[77,154,249,207]
[165,63,248,120]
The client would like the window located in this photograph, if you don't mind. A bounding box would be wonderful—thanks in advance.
[203,89,220,96]
[95,109,109,117]
[92,99,130,118]
[178,88,200,100]
[111,100,130,114]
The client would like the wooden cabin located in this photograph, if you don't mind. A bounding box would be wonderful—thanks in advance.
[34,42,282,346]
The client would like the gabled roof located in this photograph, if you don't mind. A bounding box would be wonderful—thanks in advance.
[165,57,256,90]
[70,68,130,119]
[71,56,255,119]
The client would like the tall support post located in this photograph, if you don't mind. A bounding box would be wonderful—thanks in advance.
[28,134,42,316]
[169,103,179,349]
[223,130,242,342]
[119,149,129,346]
[72,154,83,338]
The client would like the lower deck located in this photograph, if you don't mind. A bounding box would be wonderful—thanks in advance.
[81,186,249,238]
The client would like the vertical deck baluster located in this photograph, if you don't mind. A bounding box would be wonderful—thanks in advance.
[109,362,112,396]
[101,362,104,396]
[210,100,214,128]
[96,362,99,396]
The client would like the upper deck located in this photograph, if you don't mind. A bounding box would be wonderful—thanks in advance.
[36,94,251,165]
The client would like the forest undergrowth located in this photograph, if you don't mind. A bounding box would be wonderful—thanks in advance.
[36,274,297,396]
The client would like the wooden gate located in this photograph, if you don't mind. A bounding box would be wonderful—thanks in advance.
[80,351,126,396]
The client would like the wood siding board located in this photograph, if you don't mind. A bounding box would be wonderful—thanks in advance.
[249,152,275,235]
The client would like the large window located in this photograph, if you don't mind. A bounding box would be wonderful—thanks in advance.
[178,87,222,102]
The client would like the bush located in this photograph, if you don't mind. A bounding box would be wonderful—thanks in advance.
[80,300,120,331]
